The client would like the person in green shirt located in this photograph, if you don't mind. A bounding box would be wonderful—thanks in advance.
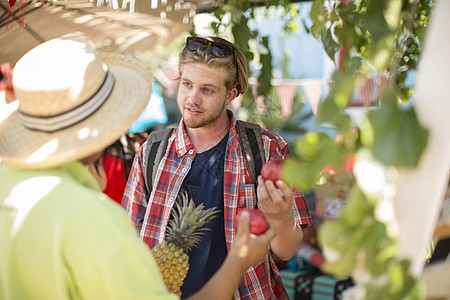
[0,35,275,300]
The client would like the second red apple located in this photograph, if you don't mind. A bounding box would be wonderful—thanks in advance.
[260,159,283,183]
[236,208,269,235]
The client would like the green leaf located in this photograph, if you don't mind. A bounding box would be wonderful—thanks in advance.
[317,92,352,130]
[388,262,404,294]
[318,221,357,277]
[362,0,401,70]
[237,0,252,11]
[232,18,253,61]
[362,222,391,275]
[256,36,273,97]
[282,160,318,191]
[321,27,340,62]
[309,0,327,39]
[367,89,429,167]
[363,0,391,43]
[284,132,350,190]
[347,56,364,73]
[339,186,373,227]
[367,34,396,70]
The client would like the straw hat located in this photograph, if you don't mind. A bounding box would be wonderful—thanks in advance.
[0,36,152,169]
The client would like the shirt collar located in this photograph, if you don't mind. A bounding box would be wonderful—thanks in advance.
[175,109,238,158]
[174,119,195,158]
[61,162,102,191]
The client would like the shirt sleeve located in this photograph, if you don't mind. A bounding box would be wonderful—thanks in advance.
[122,145,149,235]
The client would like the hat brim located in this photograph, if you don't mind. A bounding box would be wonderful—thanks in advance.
[0,53,152,169]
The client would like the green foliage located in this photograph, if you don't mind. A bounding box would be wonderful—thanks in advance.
[257,36,273,96]
[321,26,340,63]
[319,186,424,299]
[309,0,432,167]
[284,132,339,191]
[208,0,300,98]
[363,259,424,300]
[292,0,433,298]
[317,70,354,129]
[362,88,428,167]
[394,0,434,100]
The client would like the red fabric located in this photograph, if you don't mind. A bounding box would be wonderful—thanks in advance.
[102,154,127,205]
[0,63,15,101]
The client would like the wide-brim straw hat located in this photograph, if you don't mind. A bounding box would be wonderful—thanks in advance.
[0,36,152,169]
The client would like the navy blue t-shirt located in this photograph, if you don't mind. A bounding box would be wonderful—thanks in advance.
[179,133,229,298]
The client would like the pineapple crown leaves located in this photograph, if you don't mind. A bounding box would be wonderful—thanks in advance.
[165,191,219,253]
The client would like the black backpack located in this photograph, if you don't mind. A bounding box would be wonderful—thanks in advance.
[143,120,266,196]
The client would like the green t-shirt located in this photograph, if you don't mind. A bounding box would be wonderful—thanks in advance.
[0,162,178,300]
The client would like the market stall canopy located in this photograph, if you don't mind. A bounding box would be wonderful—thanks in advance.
[0,0,193,65]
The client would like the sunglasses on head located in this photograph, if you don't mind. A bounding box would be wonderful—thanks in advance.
[186,37,235,58]
[185,37,240,91]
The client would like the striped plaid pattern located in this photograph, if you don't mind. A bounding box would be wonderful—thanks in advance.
[122,110,312,299]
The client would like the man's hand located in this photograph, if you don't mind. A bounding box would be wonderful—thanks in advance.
[256,175,303,260]
[257,175,295,224]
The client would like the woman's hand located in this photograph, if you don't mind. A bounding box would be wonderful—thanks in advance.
[229,210,276,270]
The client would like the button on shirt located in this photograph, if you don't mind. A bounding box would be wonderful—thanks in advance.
[122,110,312,299]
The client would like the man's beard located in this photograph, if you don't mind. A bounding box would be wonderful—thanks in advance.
[182,102,226,129]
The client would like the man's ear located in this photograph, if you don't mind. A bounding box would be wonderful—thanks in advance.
[225,88,239,105]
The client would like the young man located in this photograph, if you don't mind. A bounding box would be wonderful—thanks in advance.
[122,36,312,299]
[0,36,276,300]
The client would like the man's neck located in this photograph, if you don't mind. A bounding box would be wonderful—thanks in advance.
[185,114,231,154]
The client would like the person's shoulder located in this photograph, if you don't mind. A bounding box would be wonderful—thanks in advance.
[59,183,133,234]
[261,128,287,144]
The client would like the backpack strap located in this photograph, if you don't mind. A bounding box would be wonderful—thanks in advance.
[143,128,174,196]
[235,120,266,184]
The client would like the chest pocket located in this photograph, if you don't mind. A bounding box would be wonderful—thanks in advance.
[237,164,258,209]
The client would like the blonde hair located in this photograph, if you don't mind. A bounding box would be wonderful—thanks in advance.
[178,36,248,95]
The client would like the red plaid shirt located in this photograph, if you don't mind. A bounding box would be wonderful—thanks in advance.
[122,110,312,299]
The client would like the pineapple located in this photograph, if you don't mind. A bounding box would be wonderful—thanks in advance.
[151,191,218,293]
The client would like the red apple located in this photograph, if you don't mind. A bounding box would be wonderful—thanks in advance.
[236,208,269,235]
[261,159,283,183]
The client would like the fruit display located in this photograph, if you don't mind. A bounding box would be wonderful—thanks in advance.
[260,159,283,183]
[236,208,269,235]
[151,191,218,293]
